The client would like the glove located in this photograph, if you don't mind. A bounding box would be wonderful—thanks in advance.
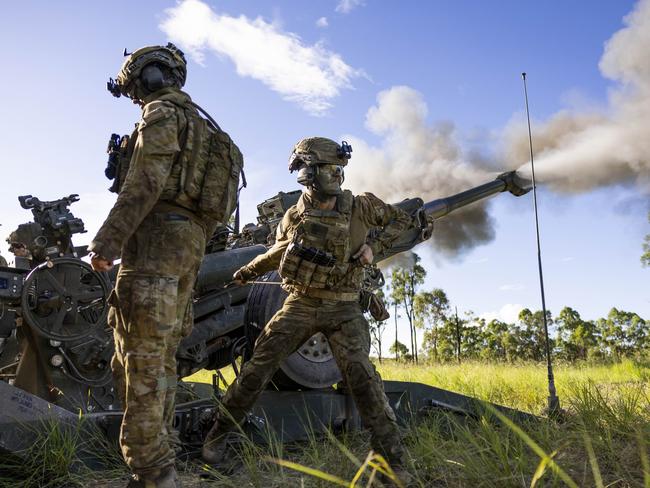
[233,267,256,284]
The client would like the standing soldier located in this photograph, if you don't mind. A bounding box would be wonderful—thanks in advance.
[202,137,413,484]
[90,43,243,488]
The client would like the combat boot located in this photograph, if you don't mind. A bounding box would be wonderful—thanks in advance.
[201,423,232,465]
[126,465,182,488]
[375,466,416,488]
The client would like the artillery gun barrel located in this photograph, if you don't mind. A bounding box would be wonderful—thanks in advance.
[423,170,531,220]
[376,170,531,262]
[195,244,267,295]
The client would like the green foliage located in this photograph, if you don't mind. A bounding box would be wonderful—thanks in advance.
[0,417,125,488]
[598,308,648,359]
[390,253,426,363]
[555,307,598,361]
[414,288,450,361]
[383,267,648,361]
[389,340,411,361]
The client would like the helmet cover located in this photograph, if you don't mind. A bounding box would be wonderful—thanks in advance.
[107,43,187,99]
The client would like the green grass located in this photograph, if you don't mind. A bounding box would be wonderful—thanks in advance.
[182,359,650,487]
[0,416,126,488]
[5,360,649,487]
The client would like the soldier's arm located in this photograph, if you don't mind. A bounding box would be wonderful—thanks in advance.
[357,193,412,257]
[89,101,181,261]
[237,209,296,279]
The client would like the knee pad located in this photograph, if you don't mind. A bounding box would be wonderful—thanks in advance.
[346,361,373,391]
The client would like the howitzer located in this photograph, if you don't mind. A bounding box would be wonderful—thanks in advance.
[0,171,532,459]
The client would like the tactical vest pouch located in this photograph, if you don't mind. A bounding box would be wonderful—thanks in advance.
[360,289,390,321]
[279,242,335,289]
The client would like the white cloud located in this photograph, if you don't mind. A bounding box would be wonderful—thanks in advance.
[160,0,362,115]
[343,86,497,257]
[480,303,524,324]
[498,283,525,291]
[336,0,365,14]
[316,16,329,28]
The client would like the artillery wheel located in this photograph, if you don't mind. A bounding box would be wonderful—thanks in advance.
[245,271,342,390]
[21,257,110,341]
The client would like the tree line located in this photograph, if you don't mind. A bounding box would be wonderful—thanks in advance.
[367,253,648,363]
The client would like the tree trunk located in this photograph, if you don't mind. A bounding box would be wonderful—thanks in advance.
[394,302,399,361]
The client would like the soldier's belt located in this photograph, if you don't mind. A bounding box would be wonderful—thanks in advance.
[283,284,359,302]
[151,201,208,235]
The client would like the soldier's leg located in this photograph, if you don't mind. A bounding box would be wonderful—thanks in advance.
[221,295,316,425]
[162,264,201,448]
[113,271,180,476]
[203,295,316,456]
[159,219,206,447]
[326,307,405,466]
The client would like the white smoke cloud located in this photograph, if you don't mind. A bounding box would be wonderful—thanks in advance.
[480,303,524,324]
[336,0,365,14]
[316,17,329,28]
[160,0,362,115]
[505,0,650,193]
[344,86,498,256]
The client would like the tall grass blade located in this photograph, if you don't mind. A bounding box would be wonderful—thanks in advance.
[530,450,557,487]
[268,457,349,486]
[582,432,604,488]
[637,429,650,488]
[484,403,579,488]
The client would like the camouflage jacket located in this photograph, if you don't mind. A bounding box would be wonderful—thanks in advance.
[89,88,194,261]
[0,254,7,267]
[242,191,412,293]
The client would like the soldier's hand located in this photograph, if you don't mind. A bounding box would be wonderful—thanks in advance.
[352,244,374,265]
[90,253,114,272]
[232,268,250,285]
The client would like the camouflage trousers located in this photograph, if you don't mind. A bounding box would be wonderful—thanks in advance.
[214,293,405,465]
[109,210,205,476]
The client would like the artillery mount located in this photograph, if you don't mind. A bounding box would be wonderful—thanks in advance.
[0,172,533,462]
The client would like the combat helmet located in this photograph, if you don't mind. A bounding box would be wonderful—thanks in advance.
[288,137,352,196]
[107,43,187,101]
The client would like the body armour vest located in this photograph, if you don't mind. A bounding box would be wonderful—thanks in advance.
[278,191,365,295]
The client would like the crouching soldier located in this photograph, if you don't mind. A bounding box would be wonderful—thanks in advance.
[202,137,413,484]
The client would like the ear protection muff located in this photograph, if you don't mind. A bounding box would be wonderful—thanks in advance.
[141,64,165,93]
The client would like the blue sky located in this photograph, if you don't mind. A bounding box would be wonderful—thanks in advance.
[0,1,647,350]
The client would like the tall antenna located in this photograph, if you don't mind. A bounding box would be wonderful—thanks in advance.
[522,72,560,417]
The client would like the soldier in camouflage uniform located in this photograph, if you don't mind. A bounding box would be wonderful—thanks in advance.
[90,43,242,488]
[202,137,413,482]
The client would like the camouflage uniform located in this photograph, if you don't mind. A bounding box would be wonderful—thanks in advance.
[207,189,412,466]
[90,88,208,477]
[0,254,7,267]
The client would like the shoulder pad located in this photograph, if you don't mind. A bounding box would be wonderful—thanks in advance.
[294,194,307,215]
[354,192,387,214]
[138,101,177,131]
[356,192,383,205]
[337,190,354,214]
